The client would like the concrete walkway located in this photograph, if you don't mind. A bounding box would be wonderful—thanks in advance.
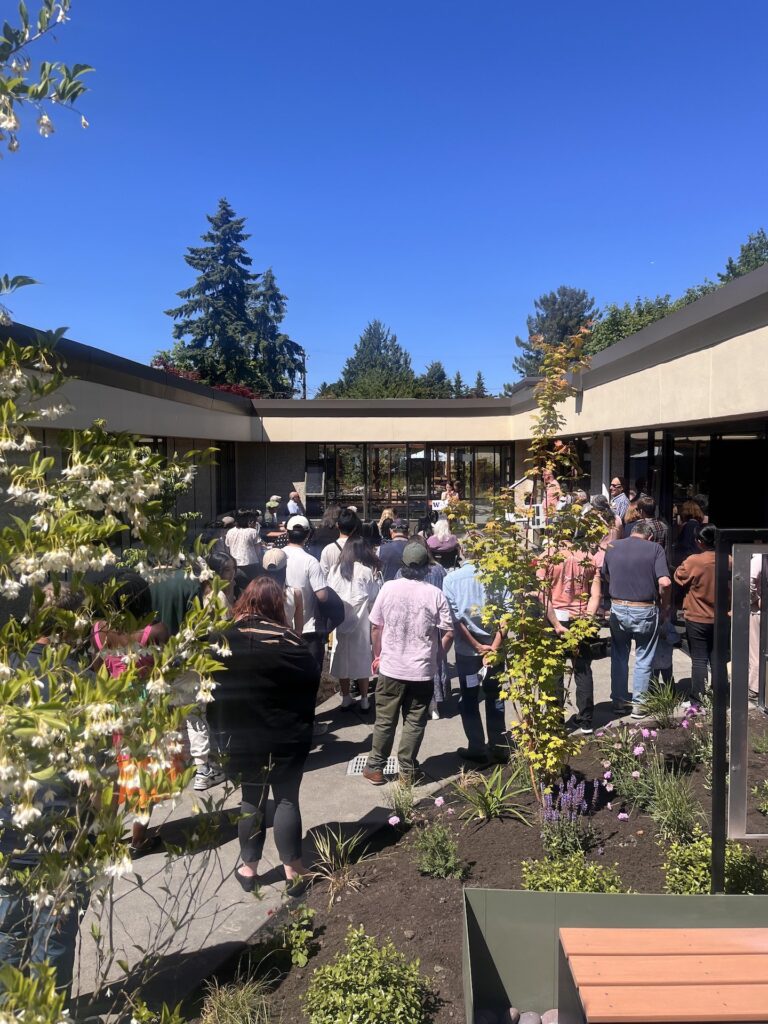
[72,645,695,1011]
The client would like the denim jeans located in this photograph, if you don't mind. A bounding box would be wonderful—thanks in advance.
[609,603,660,703]
[0,879,85,995]
[455,654,506,756]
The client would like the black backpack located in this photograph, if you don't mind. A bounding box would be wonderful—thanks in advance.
[313,586,345,635]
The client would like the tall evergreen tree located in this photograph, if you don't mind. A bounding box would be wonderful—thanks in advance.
[158,199,303,397]
[452,371,466,398]
[472,370,488,397]
[416,360,453,398]
[318,320,416,398]
[718,228,768,282]
[511,285,596,378]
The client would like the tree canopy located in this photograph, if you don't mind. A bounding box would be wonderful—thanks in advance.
[156,199,304,398]
[511,286,596,378]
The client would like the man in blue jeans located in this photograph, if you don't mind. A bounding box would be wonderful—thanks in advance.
[443,549,507,764]
[601,521,672,718]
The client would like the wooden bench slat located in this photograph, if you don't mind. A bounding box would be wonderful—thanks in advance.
[560,927,768,957]
[580,982,768,1023]
[568,952,768,986]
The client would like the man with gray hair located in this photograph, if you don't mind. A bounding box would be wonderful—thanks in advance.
[601,521,671,718]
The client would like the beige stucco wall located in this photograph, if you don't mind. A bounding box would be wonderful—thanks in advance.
[255,408,514,444]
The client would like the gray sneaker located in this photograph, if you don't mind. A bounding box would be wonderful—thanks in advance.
[630,703,647,719]
[194,764,226,791]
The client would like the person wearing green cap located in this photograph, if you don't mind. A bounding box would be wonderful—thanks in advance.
[362,540,453,785]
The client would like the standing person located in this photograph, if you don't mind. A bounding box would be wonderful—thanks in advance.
[542,468,562,515]
[378,518,409,582]
[261,496,284,543]
[441,480,459,503]
[609,476,630,521]
[443,545,507,762]
[674,524,717,703]
[320,508,360,576]
[362,542,453,785]
[91,571,170,856]
[630,495,668,549]
[225,509,265,568]
[542,540,602,735]
[601,522,672,718]
[328,539,381,712]
[261,547,304,634]
[427,517,459,568]
[211,577,320,897]
[673,500,704,564]
[307,505,341,560]
[286,491,304,517]
[284,514,329,670]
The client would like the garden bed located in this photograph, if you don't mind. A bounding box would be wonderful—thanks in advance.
[201,706,768,1024]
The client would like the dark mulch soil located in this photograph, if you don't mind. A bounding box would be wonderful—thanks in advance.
[207,708,768,1024]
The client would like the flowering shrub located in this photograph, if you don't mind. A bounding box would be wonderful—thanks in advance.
[0,332,231,1014]
[539,774,599,857]
[595,722,656,806]
[521,852,624,893]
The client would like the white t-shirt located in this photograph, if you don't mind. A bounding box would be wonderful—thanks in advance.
[285,544,327,634]
[320,535,349,577]
[225,527,263,567]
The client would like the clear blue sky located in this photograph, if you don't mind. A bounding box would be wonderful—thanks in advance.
[4,0,767,395]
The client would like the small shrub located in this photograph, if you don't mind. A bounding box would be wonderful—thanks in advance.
[641,756,705,842]
[303,926,436,1024]
[754,780,768,816]
[595,722,655,806]
[683,706,713,789]
[312,824,371,907]
[753,731,768,756]
[454,763,531,824]
[285,904,317,967]
[521,852,624,893]
[200,977,271,1024]
[642,678,681,729]
[663,827,768,894]
[413,822,466,879]
[387,779,415,825]
[540,774,598,857]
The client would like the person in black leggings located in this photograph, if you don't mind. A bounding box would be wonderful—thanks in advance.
[210,577,320,896]
[674,524,716,703]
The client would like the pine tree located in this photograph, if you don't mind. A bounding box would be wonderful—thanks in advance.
[159,199,303,396]
[321,320,416,398]
[511,286,596,379]
[452,371,466,398]
[472,370,488,397]
[416,360,453,398]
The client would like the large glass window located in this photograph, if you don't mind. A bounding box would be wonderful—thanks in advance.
[474,447,499,523]
[407,445,428,521]
[332,445,365,509]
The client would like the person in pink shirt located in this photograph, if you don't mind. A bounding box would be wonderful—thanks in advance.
[362,542,453,784]
[540,540,602,734]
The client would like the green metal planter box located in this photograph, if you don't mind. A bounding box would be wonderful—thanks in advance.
[462,888,768,1022]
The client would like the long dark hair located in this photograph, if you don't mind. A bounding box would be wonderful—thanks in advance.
[232,576,287,626]
[338,537,381,582]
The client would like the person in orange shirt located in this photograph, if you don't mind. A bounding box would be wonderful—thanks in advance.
[674,524,716,704]
[540,539,602,733]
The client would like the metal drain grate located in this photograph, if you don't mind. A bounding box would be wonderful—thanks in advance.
[346,754,399,777]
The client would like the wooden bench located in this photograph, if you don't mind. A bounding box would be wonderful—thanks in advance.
[558,927,768,1024]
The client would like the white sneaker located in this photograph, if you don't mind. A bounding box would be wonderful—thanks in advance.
[194,764,226,791]
[431,709,440,720]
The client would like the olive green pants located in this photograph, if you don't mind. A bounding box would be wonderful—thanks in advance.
[366,673,432,777]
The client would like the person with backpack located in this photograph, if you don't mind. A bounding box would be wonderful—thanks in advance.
[327,538,381,712]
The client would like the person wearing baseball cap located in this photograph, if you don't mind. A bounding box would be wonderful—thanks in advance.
[262,547,304,634]
[284,514,330,670]
[362,540,453,786]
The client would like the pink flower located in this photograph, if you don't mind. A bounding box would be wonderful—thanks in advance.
[603,771,612,780]
[681,720,690,729]
[617,812,629,821]
[641,728,650,739]
[595,730,605,737]
[606,802,613,810]
[631,770,640,779]
[446,807,455,816]
[434,796,445,808]
[633,744,645,756]
[650,730,658,739]
[388,816,400,826]
[605,783,614,793]
[601,760,612,769]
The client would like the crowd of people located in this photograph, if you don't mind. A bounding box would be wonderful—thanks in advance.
[1,479,730,993]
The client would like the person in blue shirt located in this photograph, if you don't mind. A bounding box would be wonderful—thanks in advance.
[442,546,507,764]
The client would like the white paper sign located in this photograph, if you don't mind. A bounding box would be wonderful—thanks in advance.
[465,672,480,689]
[431,499,448,511]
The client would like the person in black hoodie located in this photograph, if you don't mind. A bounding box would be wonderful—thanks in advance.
[211,576,320,897]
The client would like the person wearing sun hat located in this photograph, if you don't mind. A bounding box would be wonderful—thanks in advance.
[261,546,304,634]
[262,495,285,543]
[363,540,453,785]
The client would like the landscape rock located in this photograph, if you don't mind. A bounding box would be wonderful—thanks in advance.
[403,929,415,940]
[541,1012,558,1024]
[518,1013,542,1024]
[508,1011,521,1024]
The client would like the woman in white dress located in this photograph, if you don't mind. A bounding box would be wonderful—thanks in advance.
[328,538,381,713]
